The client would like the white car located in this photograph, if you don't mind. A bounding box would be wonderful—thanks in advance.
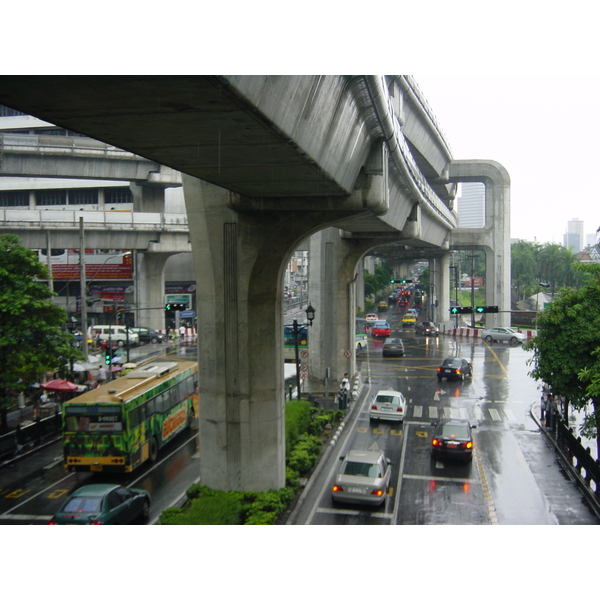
[482,327,526,344]
[369,389,407,422]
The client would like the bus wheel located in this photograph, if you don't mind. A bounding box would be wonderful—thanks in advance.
[149,437,158,463]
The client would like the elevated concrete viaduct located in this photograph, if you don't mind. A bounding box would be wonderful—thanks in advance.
[0,75,510,491]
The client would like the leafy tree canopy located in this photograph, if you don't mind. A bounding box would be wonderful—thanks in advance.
[525,263,600,448]
[0,234,82,425]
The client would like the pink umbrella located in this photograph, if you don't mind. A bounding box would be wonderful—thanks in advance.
[40,379,79,392]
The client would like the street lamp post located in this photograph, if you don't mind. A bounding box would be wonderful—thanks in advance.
[293,303,315,399]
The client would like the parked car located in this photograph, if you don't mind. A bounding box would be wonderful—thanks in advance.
[87,325,139,347]
[415,321,439,336]
[365,313,378,326]
[436,357,473,381]
[402,314,416,327]
[482,327,526,344]
[431,419,476,462]
[372,320,391,337]
[369,389,407,422]
[331,449,392,506]
[130,327,166,344]
[382,337,405,357]
[49,483,150,525]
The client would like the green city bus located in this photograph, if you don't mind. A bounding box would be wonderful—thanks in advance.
[62,358,199,473]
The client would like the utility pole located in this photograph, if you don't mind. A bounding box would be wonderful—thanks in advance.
[79,217,89,361]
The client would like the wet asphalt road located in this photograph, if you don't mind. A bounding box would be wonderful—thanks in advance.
[290,306,599,525]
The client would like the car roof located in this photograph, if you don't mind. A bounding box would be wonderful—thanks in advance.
[441,357,463,364]
[374,320,389,326]
[375,389,403,397]
[436,418,472,429]
[344,449,384,463]
[385,338,403,343]
[71,483,122,497]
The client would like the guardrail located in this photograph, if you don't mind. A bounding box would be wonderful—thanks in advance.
[0,405,62,463]
[0,209,189,230]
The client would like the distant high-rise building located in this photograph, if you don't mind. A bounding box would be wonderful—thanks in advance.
[456,182,485,228]
[564,218,584,253]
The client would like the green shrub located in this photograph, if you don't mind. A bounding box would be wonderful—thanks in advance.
[159,403,343,524]
[285,400,314,453]
[160,493,243,525]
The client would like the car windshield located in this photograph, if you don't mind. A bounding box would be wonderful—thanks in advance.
[441,424,469,438]
[441,359,459,367]
[342,461,382,478]
[376,394,400,404]
[61,496,103,513]
[374,321,388,327]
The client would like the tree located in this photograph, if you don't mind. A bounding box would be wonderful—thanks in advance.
[363,261,394,300]
[525,263,600,457]
[0,234,82,432]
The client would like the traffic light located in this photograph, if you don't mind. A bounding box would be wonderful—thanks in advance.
[165,302,188,311]
[450,306,473,314]
[475,306,499,313]
[104,349,112,366]
[390,279,413,284]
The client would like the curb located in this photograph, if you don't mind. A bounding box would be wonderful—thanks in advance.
[286,372,368,525]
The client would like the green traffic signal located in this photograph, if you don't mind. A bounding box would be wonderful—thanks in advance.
[104,351,111,365]
[476,306,485,313]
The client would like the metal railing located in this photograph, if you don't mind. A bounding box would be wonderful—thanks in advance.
[0,209,189,230]
[0,405,62,462]
[542,406,600,517]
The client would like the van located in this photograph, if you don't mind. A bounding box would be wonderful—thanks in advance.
[88,325,139,347]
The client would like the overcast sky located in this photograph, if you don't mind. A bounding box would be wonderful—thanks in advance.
[413,72,600,246]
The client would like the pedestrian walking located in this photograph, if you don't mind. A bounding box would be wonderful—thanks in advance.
[179,324,186,341]
[97,365,107,384]
[540,393,547,423]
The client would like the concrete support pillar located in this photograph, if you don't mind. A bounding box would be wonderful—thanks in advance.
[183,176,349,491]
[308,229,373,387]
[130,182,167,213]
[432,254,451,327]
[355,260,365,315]
[449,160,511,328]
[134,251,169,331]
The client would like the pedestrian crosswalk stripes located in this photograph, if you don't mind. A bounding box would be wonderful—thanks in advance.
[362,404,517,423]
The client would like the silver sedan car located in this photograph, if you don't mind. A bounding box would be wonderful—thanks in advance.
[331,449,392,506]
[482,327,526,344]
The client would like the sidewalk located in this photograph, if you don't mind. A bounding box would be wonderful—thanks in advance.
[530,399,600,520]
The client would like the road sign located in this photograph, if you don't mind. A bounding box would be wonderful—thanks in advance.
[344,350,352,358]
[300,349,309,359]
[300,372,308,380]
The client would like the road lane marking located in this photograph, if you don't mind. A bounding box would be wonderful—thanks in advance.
[489,408,501,421]
[316,507,394,519]
[413,405,423,418]
[402,473,475,483]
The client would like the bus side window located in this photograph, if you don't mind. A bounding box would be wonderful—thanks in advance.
[146,398,155,417]
[129,407,139,427]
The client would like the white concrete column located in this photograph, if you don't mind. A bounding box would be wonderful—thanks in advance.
[308,229,374,387]
[135,252,168,331]
[449,160,511,328]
